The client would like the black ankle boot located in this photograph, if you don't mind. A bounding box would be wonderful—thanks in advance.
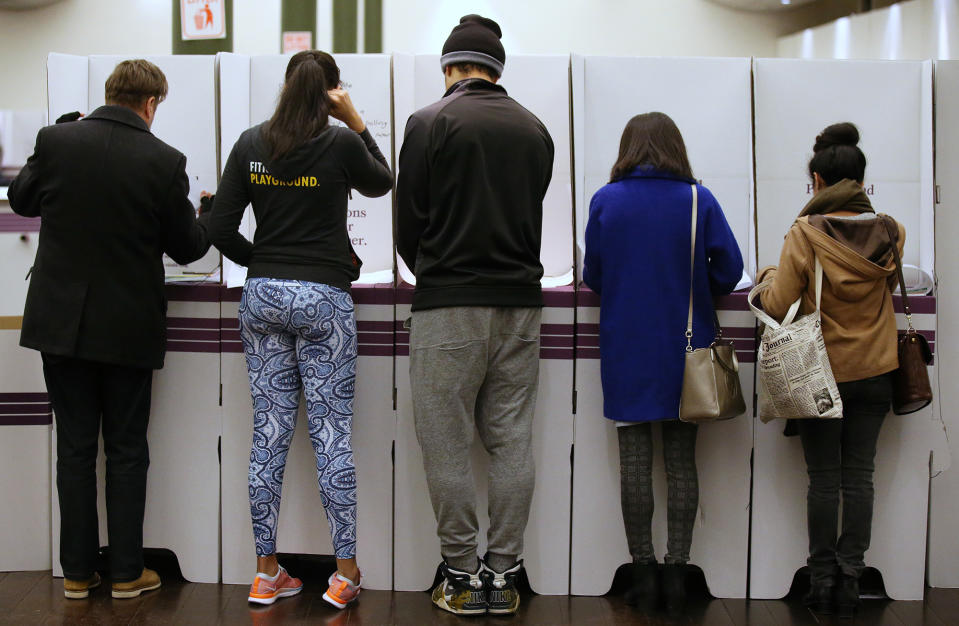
[836,574,860,619]
[623,562,659,611]
[802,584,835,615]
[661,563,687,615]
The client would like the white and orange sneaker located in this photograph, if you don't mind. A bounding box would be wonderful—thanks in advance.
[247,566,303,605]
[322,571,361,609]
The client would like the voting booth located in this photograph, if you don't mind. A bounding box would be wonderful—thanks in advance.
[43,53,222,583]
[391,54,575,595]
[751,58,941,601]
[217,53,396,590]
[569,56,756,598]
[0,205,49,572]
[929,59,959,589]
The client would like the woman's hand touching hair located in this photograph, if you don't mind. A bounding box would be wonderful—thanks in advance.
[328,88,366,133]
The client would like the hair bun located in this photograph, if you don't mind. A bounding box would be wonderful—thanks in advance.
[459,14,502,39]
[814,122,860,152]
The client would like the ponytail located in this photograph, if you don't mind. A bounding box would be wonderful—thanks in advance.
[263,53,334,162]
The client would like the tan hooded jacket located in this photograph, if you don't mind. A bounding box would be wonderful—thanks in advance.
[757,180,905,383]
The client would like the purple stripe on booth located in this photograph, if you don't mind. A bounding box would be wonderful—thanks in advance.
[0,403,52,414]
[543,287,575,307]
[166,285,221,302]
[221,287,243,302]
[167,329,220,341]
[222,342,244,354]
[0,392,48,402]
[541,335,574,348]
[353,284,395,305]
[358,320,395,332]
[168,317,220,329]
[359,344,394,357]
[541,347,574,360]
[359,333,394,345]
[894,295,935,315]
[222,329,241,342]
[396,285,415,305]
[396,345,410,357]
[577,289,601,307]
[0,214,41,233]
[167,341,220,354]
[0,414,52,426]
[576,347,601,360]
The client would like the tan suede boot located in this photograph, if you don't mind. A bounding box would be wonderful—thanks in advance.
[111,568,161,599]
[64,572,101,599]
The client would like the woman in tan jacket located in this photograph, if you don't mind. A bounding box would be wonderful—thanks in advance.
[758,123,904,619]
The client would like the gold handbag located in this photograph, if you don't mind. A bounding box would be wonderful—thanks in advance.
[678,184,747,423]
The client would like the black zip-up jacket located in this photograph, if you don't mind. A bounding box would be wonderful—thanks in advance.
[9,105,210,369]
[209,123,393,291]
[396,78,554,311]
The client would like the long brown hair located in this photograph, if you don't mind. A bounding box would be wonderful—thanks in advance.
[262,51,339,162]
[609,112,694,183]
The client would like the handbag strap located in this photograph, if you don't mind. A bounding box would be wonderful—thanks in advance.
[685,185,698,352]
[685,184,723,351]
[879,214,915,332]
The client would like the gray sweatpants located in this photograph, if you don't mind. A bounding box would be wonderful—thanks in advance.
[409,306,541,573]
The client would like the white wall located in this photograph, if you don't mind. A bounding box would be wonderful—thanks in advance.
[0,0,172,110]
[382,0,857,57]
[778,0,959,60]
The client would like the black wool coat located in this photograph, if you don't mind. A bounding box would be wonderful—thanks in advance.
[8,105,211,369]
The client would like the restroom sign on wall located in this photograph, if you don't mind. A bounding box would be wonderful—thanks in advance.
[181,0,226,40]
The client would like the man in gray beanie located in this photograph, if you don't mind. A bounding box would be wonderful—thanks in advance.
[396,13,554,618]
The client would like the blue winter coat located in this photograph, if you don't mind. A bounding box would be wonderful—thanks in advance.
[583,167,744,423]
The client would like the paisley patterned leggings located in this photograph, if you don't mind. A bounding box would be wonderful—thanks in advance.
[239,278,358,559]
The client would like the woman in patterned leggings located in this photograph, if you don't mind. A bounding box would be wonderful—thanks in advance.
[583,113,743,615]
[208,50,392,608]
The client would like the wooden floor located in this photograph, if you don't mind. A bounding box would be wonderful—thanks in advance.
[1,569,956,625]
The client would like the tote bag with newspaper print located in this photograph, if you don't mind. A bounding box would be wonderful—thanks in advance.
[749,257,843,423]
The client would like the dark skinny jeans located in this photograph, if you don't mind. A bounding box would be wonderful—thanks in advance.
[796,373,892,587]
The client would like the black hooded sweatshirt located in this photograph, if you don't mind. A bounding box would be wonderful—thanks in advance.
[396,78,554,311]
[208,124,393,291]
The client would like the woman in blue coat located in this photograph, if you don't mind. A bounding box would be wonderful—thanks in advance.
[583,112,743,614]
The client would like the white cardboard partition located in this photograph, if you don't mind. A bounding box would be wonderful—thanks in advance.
[391,54,575,594]
[569,56,755,598]
[0,323,50,572]
[572,56,756,280]
[79,55,221,280]
[217,53,395,589]
[394,54,575,286]
[929,59,959,589]
[45,55,222,582]
[751,58,941,601]
[754,58,934,272]
[0,55,84,572]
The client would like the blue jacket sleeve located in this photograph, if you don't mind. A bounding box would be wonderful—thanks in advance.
[583,191,603,294]
[703,189,744,296]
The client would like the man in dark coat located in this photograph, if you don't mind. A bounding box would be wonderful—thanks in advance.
[8,59,211,600]
[396,15,554,617]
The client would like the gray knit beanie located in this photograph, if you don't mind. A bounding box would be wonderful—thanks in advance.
[440,14,505,76]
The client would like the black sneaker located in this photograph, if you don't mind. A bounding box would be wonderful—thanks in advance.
[431,561,487,615]
[481,559,522,615]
